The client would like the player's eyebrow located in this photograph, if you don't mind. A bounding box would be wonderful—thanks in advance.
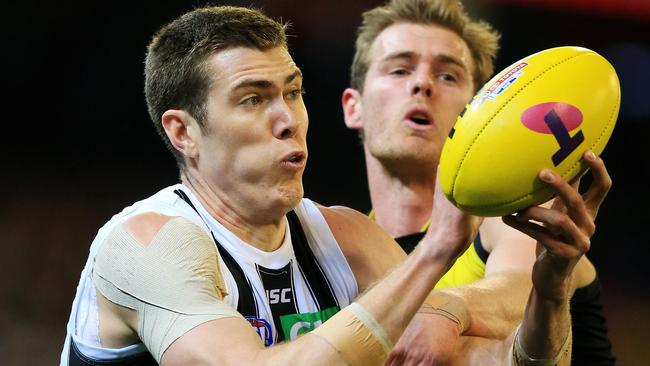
[434,54,469,73]
[381,51,469,73]
[231,69,303,92]
[380,51,416,63]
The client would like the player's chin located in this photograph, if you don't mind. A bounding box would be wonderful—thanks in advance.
[276,180,305,208]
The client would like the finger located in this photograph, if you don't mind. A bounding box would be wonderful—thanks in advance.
[384,352,403,366]
[580,151,612,219]
[503,215,589,258]
[503,214,555,242]
[539,168,594,235]
[518,205,591,248]
[502,215,572,257]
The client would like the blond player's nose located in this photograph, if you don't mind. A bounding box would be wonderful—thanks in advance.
[411,72,433,98]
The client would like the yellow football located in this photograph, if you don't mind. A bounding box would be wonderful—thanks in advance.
[439,46,620,216]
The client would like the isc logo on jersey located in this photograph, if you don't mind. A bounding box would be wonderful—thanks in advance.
[266,288,292,304]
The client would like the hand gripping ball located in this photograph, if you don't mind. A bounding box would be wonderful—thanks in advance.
[439,46,620,216]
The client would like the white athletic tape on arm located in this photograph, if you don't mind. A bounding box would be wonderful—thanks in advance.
[347,302,393,353]
[511,324,572,366]
[418,291,469,333]
[311,302,392,366]
[93,216,242,363]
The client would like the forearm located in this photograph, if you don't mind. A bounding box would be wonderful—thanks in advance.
[444,271,532,338]
[446,290,571,366]
[515,289,572,366]
[267,246,457,366]
[357,245,455,343]
[251,333,345,365]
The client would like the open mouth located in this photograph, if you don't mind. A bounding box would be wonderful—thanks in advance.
[405,110,433,126]
[287,154,304,163]
[282,151,306,169]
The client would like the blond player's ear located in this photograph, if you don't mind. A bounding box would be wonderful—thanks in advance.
[161,110,200,159]
[342,88,363,130]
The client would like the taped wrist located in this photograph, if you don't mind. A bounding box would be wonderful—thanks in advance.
[418,291,469,333]
[512,325,572,366]
[311,302,393,366]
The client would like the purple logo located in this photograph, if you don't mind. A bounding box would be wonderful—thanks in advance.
[520,102,585,166]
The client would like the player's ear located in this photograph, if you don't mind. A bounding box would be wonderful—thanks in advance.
[161,109,201,159]
[342,88,363,130]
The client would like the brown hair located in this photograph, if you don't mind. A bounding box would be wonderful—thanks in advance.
[144,6,287,168]
[351,0,500,92]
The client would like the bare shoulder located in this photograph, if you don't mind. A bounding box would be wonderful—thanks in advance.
[317,204,406,292]
[317,204,375,234]
[317,204,394,252]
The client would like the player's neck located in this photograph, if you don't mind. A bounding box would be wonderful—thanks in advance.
[180,171,286,252]
[365,149,435,238]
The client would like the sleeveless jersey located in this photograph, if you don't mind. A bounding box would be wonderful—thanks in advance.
[368,211,488,289]
[394,230,488,290]
[61,184,358,365]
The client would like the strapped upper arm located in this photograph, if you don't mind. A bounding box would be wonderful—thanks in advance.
[93,213,245,363]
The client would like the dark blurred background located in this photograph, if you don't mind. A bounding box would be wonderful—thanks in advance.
[2,0,648,364]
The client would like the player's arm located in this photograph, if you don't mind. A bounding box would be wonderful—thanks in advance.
[169,205,474,366]
[99,206,475,366]
[447,188,600,340]
[441,216,537,339]
[384,221,536,364]
[451,151,612,365]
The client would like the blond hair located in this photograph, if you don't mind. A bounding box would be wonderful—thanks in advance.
[351,0,499,91]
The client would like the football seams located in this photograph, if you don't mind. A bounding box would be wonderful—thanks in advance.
[441,47,619,216]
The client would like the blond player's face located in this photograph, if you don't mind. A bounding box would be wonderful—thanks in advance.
[197,46,308,213]
[360,23,475,167]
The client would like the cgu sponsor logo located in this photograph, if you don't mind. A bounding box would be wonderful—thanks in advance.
[266,288,292,304]
[279,306,340,340]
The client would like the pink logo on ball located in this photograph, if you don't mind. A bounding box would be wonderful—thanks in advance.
[521,102,583,134]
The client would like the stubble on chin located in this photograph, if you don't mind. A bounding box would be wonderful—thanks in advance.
[369,139,440,178]
[276,178,304,209]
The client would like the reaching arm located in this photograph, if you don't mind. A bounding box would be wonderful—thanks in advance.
[507,151,611,364]
[386,199,536,365]
[96,201,477,366]
[164,205,476,366]
[442,217,537,339]
[449,150,612,365]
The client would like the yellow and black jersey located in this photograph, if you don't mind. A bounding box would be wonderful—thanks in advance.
[393,230,489,290]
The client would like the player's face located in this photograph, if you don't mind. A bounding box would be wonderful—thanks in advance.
[197,46,308,214]
[359,23,475,167]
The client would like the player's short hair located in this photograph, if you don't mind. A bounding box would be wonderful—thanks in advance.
[351,0,500,92]
[145,6,287,169]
